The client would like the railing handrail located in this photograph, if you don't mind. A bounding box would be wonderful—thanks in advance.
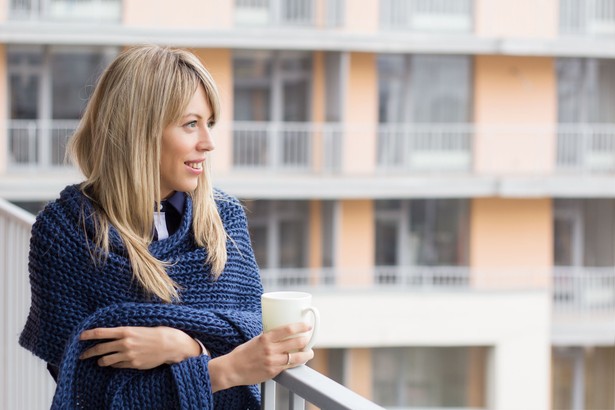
[262,365,385,410]
[0,197,36,227]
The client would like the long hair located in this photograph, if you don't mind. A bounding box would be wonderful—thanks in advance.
[69,45,227,302]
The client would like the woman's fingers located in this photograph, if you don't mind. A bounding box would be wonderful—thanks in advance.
[79,327,127,341]
[263,322,313,342]
[80,339,124,360]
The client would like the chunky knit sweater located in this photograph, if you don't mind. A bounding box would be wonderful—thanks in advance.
[19,184,263,409]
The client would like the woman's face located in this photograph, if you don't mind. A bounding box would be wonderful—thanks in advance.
[160,84,214,199]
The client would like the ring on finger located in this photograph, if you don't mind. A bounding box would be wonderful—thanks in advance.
[286,352,292,366]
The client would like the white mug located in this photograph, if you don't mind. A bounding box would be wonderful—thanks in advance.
[261,291,320,350]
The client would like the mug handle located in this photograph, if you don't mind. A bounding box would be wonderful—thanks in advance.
[302,306,320,350]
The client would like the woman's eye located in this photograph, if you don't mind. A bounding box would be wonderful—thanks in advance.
[185,121,197,128]
[207,121,215,129]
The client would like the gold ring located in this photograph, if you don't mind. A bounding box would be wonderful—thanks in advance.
[286,352,292,366]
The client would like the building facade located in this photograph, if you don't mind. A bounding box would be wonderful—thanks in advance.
[1,0,615,409]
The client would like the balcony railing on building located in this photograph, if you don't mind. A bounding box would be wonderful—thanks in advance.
[235,0,344,28]
[377,123,473,173]
[380,0,473,32]
[553,267,615,316]
[9,0,122,22]
[232,121,342,173]
[7,121,615,175]
[560,0,615,36]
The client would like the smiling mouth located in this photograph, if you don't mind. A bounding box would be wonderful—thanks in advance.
[185,162,203,170]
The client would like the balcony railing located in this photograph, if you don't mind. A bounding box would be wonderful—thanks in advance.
[7,121,615,175]
[553,267,615,316]
[262,365,384,410]
[0,198,55,410]
[377,123,473,173]
[9,0,122,22]
[560,0,615,36]
[557,124,615,172]
[232,121,342,173]
[235,0,344,28]
[261,266,546,292]
[380,0,473,32]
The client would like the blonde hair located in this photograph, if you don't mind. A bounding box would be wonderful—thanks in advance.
[69,45,227,302]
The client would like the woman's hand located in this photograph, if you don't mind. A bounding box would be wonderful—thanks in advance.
[208,322,315,392]
[79,326,202,369]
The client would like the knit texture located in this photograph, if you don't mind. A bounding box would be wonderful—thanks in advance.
[19,184,263,409]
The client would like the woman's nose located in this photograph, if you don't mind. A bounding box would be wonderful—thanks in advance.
[197,127,215,152]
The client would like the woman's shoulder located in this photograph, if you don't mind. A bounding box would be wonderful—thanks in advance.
[213,188,245,215]
[32,184,90,235]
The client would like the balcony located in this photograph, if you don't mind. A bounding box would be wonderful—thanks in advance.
[380,0,473,33]
[560,0,615,37]
[9,0,122,22]
[4,121,615,199]
[234,0,344,28]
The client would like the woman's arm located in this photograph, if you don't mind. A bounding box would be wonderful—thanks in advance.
[79,322,314,391]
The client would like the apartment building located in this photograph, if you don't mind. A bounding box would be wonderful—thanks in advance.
[1,0,615,409]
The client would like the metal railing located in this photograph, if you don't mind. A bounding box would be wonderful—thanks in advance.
[8,121,615,175]
[235,0,345,28]
[7,119,77,170]
[560,0,615,36]
[377,123,473,172]
[261,266,547,292]
[0,198,55,410]
[262,365,384,410]
[232,121,343,173]
[553,267,615,315]
[557,124,615,172]
[380,0,473,32]
[9,0,121,22]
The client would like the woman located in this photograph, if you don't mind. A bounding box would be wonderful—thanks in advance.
[19,45,313,409]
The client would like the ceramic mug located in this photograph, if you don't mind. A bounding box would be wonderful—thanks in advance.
[261,291,320,350]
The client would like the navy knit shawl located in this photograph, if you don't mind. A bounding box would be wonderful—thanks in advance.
[19,184,263,409]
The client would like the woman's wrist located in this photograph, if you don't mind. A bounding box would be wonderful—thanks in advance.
[208,355,237,393]
[163,328,202,364]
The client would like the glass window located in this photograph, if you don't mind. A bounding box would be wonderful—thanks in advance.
[378,54,472,124]
[554,199,615,266]
[375,199,469,267]
[557,58,615,123]
[51,51,109,119]
[373,346,488,408]
[244,200,309,269]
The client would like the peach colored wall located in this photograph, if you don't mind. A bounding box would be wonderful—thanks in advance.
[309,200,322,270]
[475,0,558,39]
[0,45,6,175]
[192,48,232,173]
[344,0,379,32]
[336,200,374,286]
[473,56,557,175]
[0,0,7,22]
[123,0,232,28]
[470,198,552,287]
[346,348,373,400]
[343,53,377,175]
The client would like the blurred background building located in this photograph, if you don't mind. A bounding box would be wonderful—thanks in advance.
[1,0,615,409]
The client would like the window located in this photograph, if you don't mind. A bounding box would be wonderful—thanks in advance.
[375,199,469,267]
[373,346,488,408]
[233,51,313,169]
[244,200,309,270]
[377,55,472,171]
[554,199,615,267]
[7,46,118,168]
